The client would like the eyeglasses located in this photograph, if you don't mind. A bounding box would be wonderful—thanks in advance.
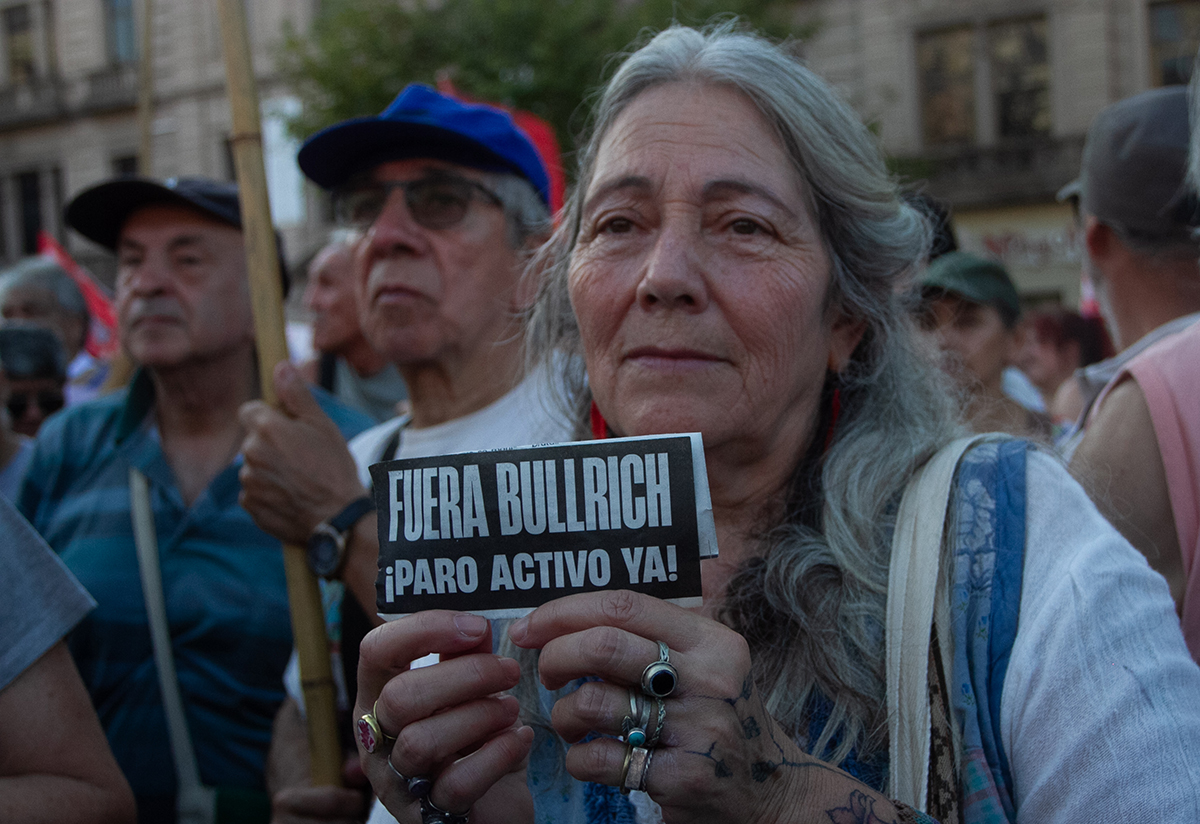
[7,389,64,419]
[333,176,503,231]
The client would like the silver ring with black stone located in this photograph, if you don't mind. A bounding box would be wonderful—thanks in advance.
[420,795,470,824]
[640,640,679,698]
[386,753,432,800]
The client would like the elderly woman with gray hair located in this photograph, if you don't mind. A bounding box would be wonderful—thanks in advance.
[353,24,1200,824]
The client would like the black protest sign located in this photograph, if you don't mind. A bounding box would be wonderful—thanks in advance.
[371,433,716,619]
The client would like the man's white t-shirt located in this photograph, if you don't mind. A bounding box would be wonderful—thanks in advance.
[355,365,574,824]
[349,363,575,482]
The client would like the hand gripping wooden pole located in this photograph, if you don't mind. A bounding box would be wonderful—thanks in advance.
[215,0,343,788]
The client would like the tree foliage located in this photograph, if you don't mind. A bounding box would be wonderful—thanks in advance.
[277,0,805,153]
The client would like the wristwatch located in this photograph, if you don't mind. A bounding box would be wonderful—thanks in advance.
[307,495,376,579]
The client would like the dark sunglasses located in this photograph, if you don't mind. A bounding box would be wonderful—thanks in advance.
[333,175,503,231]
[7,389,64,419]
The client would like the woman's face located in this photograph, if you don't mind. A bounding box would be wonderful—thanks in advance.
[568,82,864,468]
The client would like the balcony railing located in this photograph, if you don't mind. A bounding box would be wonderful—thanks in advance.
[892,136,1087,208]
[81,64,139,113]
[0,78,66,131]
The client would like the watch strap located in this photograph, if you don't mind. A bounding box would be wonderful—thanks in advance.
[327,495,377,535]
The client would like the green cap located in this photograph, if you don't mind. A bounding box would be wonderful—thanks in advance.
[920,251,1021,327]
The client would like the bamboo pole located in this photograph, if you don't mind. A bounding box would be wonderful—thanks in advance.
[136,0,153,174]
[214,0,343,788]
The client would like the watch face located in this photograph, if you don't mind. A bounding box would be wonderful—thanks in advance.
[307,533,342,577]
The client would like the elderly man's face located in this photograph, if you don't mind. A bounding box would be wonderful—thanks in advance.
[115,204,253,370]
[568,82,863,466]
[353,159,522,367]
[304,244,361,354]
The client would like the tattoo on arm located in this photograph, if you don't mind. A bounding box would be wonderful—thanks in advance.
[825,789,901,824]
[686,672,910,824]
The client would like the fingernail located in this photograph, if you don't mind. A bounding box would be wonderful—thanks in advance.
[454,613,487,637]
[498,656,520,682]
[509,616,529,643]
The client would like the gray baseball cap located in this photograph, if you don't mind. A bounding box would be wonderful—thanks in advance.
[1057,86,1200,242]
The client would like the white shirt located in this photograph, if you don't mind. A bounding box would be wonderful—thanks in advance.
[1001,450,1200,821]
[349,363,574,484]
[360,365,574,824]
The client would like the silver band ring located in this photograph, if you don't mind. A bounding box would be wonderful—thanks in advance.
[621,688,651,747]
[385,753,432,800]
[620,688,637,735]
[621,745,653,794]
[420,795,470,824]
[640,640,679,698]
[646,696,666,748]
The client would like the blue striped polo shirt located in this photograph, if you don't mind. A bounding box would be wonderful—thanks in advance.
[17,369,372,823]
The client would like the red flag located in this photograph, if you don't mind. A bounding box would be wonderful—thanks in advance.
[37,230,119,358]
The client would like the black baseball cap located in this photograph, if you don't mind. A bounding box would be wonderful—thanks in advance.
[64,176,289,296]
[1057,86,1200,242]
[65,176,242,251]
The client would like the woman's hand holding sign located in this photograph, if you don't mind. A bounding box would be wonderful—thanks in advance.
[355,610,536,824]
[508,590,893,824]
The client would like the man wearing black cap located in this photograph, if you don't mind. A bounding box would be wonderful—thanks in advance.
[16,176,373,824]
[236,85,572,822]
[1054,86,1200,437]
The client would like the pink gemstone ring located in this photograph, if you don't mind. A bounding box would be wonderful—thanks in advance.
[357,700,396,754]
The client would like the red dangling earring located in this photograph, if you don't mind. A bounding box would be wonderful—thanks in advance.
[822,387,842,454]
[590,400,609,440]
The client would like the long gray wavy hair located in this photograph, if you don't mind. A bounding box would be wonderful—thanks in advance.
[525,22,961,766]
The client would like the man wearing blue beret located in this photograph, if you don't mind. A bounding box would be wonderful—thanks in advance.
[237,86,573,821]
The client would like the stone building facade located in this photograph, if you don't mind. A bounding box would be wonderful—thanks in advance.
[797,0,1200,307]
[0,0,316,283]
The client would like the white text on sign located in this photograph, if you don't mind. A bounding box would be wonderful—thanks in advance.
[386,454,672,541]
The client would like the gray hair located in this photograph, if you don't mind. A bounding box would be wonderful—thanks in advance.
[526,22,961,766]
[0,257,89,325]
[487,172,552,248]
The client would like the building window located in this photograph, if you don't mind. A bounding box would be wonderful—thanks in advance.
[989,18,1050,139]
[1150,1,1200,86]
[3,4,35,86]
[112,154,139,177]
[917,16,1050,147]
[16,171,40,254]
[917,26,977,145]
[104,0,137,65]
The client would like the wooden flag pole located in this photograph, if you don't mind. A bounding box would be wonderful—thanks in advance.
[136,0,154,174]
[214,0,343,787]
